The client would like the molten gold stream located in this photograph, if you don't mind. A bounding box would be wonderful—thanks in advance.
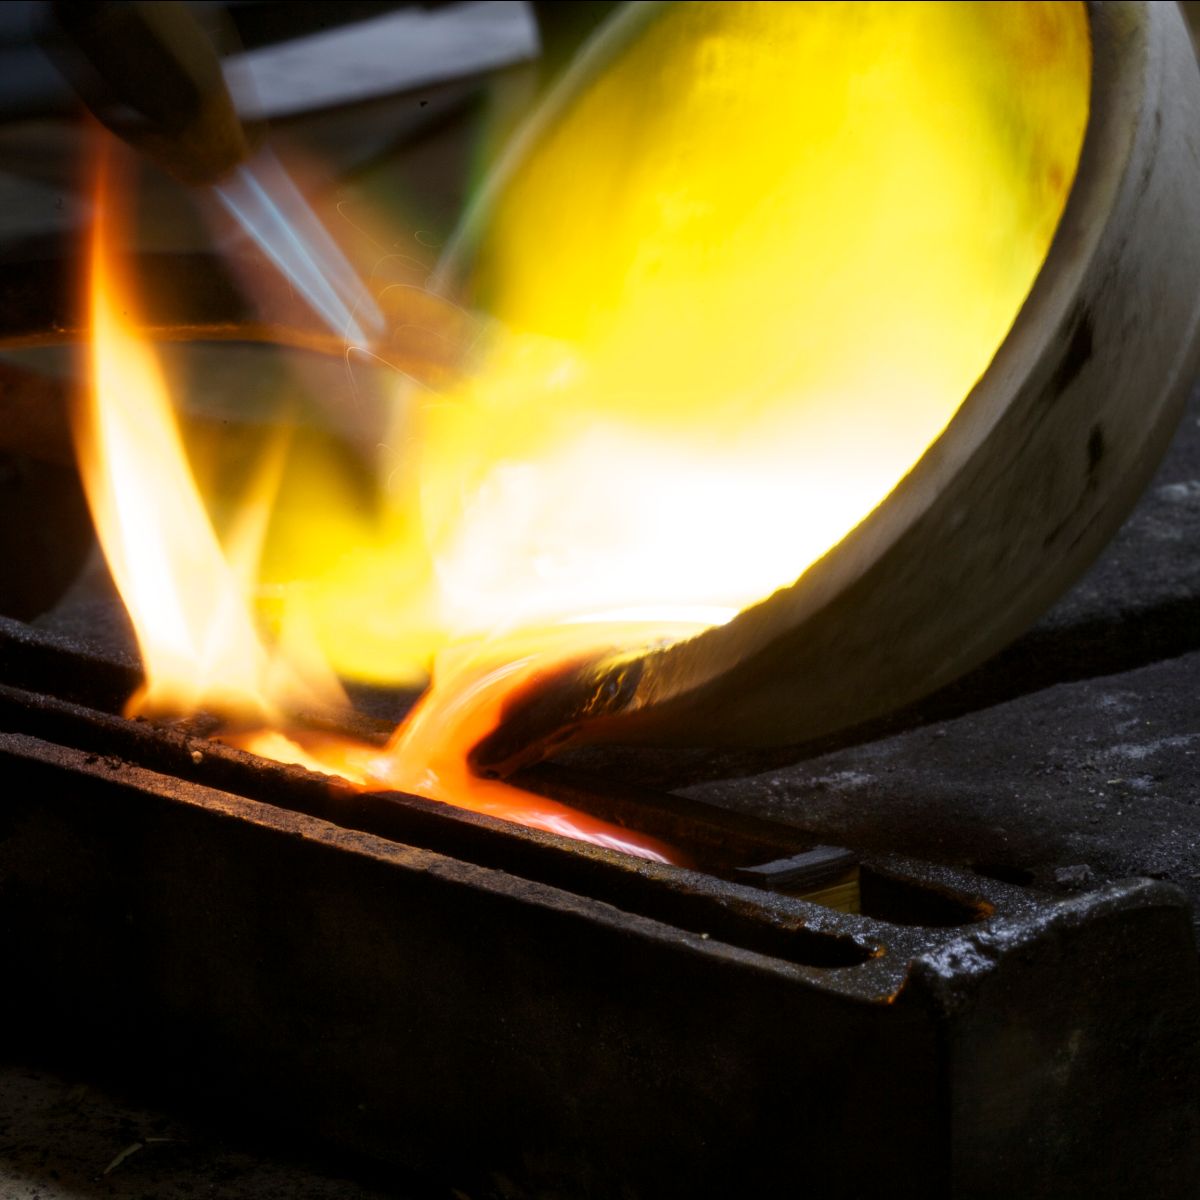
[75,3,1090,861]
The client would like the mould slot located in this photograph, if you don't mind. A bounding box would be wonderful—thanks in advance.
[0,682,880,971]
[514,761,816,871]
[857,866,991,927]
[969,861,1036,888]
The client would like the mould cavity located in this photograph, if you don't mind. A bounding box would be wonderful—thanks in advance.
[857,867,992,927]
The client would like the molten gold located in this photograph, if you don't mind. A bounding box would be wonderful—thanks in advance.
[277,0,1090,684]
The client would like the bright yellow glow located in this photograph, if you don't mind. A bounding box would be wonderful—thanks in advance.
[287,0,1089,682]
[77,2,1093,856]
[80,157,678,861]
[77,161,345,721]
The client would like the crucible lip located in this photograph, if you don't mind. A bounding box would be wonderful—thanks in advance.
[462,0,1200,754]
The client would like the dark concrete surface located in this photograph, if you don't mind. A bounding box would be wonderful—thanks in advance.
[686,649,1200,910]
[0,1062,444,1199]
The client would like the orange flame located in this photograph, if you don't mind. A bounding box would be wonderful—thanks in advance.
[233,627,682,863]
[75,156,344,723]
[74,2,1092,870]
[266,0,1092,688]
[77,150,677,863]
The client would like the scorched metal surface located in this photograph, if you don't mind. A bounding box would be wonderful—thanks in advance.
[0,619,1197,1200]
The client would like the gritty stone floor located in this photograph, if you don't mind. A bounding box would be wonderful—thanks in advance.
[0,1062,443,1200]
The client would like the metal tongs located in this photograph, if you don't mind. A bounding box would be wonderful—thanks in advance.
[44,0,383,348]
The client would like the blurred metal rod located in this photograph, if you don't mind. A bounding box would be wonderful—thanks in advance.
[215,150,383,350]
[47,2,382,348]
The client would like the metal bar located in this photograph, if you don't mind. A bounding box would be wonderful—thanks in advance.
[215,152,384,347]
[0,724,1196,1199]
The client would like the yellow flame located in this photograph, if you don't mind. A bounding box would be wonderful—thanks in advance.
[79,155,677,862]
[75,2,1092,861]
[264,0,1091,684]
[76,158,345,722]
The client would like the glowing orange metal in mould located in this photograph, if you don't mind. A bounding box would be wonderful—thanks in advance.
[78,151,677,865]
